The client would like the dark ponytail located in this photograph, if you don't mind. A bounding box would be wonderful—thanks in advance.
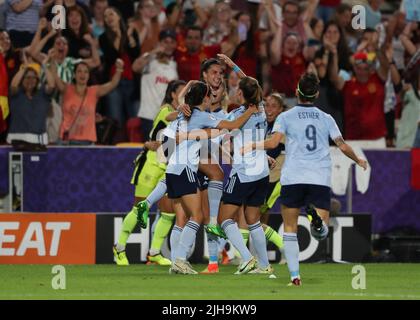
[162,80,186,105]
[185,81,210,107]
[297,72,319,103]
[238,76,263,107]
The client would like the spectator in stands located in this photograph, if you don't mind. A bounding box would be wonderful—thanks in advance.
[231,12,259,79]
[27,18,101,143]
[131,0,161,55]
[174,25,235,81]
[332,3,358,52]
[330,46,390,146]
[133,29,179,140]
[270,19,308,107]
[364,0,383,29]
[6,53,55,150]
[62,5,93,59]
[41,0,91,23]
[91,0,109,39]
[166,0,208,31]
[154,0,167,27]
[280,0,318,46]
[0,40,9,136]
[108,0,135,21]
[397,54,420,148]
[0,29,21,83]
[304,17,324,61]
[317,0,341,24]
[5,0,42,48]
[29,19,100,78]
[53,59,125,145]
[99,7,140,138]
[203,0,233,46]
[400,22,420,63]
[312,20,352,134]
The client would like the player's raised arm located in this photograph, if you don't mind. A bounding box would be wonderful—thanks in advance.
[217,54,247,79]
[334,136,368,170]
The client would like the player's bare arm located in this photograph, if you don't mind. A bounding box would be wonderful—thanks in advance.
[334,136,368,170]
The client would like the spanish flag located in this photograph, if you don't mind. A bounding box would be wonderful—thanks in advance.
[0,54,8,133]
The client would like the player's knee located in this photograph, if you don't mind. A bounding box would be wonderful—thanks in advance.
[191,212,203,225]
[207,168,224,181]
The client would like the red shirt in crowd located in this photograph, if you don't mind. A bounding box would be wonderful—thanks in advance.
[110,52,134,81]
[271,53,306,98]
[343,73,386,140]
[319,0,341,6]
[232,33,260,79]
[174,45,221,81]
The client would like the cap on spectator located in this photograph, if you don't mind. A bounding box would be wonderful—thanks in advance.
[21,63,41,78]
[352,52,371,65]
[159,29,177,41]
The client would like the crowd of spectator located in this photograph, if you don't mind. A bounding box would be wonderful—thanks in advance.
[0,0,419,148]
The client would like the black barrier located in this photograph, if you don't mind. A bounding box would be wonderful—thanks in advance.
[96,213,371,264]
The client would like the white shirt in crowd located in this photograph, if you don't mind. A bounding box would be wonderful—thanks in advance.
[138,58,178,121]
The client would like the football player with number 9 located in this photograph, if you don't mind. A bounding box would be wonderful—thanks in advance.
[241,72,367,286]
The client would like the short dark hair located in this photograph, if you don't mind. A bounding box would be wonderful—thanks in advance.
[186,25,203,37]
[185,81,210,107]
[283,1,300,13]
[297,72,319,103]
[335,3,352,14]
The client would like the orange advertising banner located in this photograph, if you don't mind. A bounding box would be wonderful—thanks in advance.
[0,213,96,264]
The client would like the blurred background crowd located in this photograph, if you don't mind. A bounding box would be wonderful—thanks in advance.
[0,0,419,149]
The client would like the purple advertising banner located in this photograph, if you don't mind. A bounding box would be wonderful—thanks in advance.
[0,146,419,234]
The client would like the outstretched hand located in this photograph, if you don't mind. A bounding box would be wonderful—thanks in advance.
[357,158,368,171]
[178,103,192,117]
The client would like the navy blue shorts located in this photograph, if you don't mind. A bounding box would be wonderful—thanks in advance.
[222,174,269,207]
[197,170,209,191]
[280,184,331,210]
[166,168,199,199]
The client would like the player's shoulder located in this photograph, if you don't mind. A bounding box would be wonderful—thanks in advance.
[313,107,334,120]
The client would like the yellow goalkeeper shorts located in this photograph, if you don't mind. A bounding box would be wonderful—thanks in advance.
[131,150,166,198]
[260,181,281,214]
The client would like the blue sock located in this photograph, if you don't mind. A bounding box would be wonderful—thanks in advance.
[146,179,167,207]
[170,225,182,262]
[221,219,252,262]
[249,222,269,269]
[175,220,200,260]
[208,181,223,224]
[311,222,329,241]
[206,229,219,264]
[283,232,300,280]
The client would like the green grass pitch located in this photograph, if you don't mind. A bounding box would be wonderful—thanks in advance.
[0,264,419,300]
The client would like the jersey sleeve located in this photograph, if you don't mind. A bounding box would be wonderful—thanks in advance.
[327,114,342,140]
[272,113,286,134]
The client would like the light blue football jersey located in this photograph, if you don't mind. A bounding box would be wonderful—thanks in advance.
[273,105,342,187]
[166,108,222,175]
[229,105,269,182]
